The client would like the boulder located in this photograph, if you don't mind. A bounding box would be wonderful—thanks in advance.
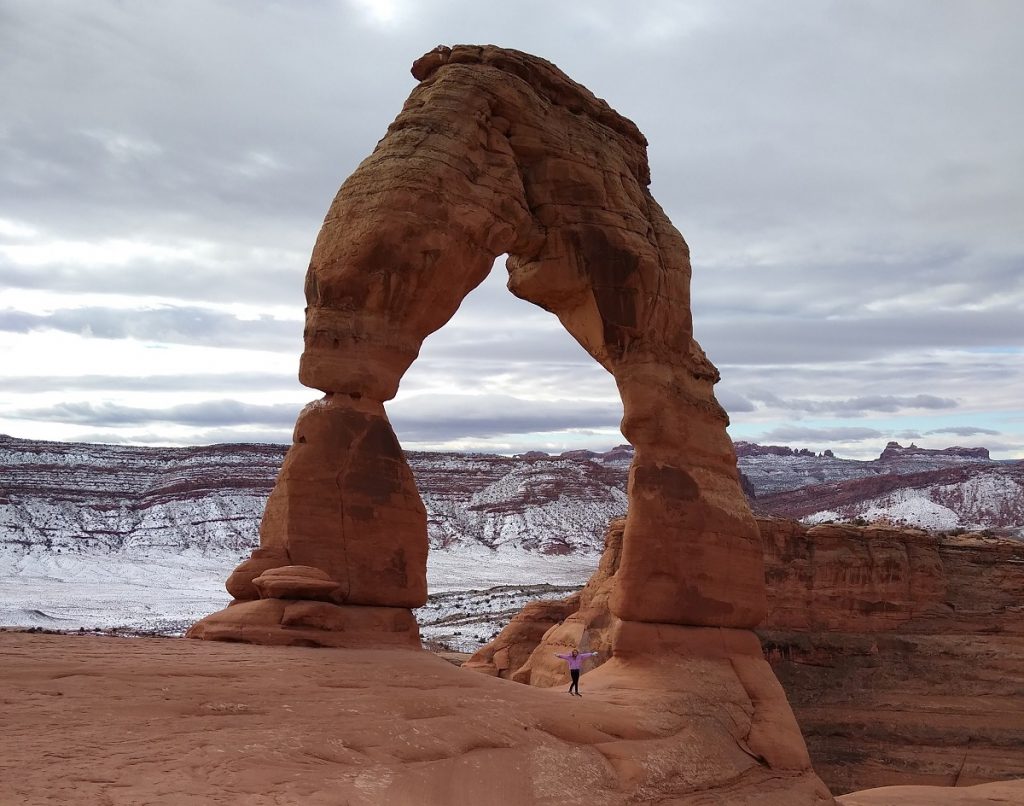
[224,547,289,600]
[251,565,342,602]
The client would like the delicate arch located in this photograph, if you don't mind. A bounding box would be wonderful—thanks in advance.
[190,46,764,646]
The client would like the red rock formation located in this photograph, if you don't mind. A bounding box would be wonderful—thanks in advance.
[192,44,763,646]
[878,441,991,462]
[465,517,830,796]
[464,517,624,683]
[179,45,830,803]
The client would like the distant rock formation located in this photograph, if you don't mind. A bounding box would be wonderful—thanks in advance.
[759,518,1024,794]
[191,44,764,647]
[470,517,1024,795]
[1,436,1015,569]
[879,440,991,462]
[756,462,1024,531]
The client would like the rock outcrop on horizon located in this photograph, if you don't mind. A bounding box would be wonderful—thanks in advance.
[192,44,764,646]
[756,462,1024,532]
[469,517,1024,795]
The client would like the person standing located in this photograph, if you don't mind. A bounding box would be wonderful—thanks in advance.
[555,648,599,696]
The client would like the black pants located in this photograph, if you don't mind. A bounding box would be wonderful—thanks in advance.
[569,668,580,694]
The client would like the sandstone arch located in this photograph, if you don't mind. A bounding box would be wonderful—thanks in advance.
[189,45,765,646]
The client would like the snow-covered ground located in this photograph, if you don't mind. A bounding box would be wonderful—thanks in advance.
[0,544,598,649]
[0,550,238,635]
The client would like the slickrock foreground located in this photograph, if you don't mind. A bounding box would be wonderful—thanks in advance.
[0,632,831,805]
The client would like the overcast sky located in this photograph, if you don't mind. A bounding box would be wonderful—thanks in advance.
[1,0,1022,460]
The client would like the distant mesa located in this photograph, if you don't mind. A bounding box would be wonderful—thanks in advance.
[735,441,820,458]
[513,445,635,463]
[0,434,1016,564]
[879,440,991,461]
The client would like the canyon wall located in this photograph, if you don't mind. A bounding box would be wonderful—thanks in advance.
[759,518,1024,794]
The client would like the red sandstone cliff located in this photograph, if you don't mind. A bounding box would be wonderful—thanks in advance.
[759,518,1024,794]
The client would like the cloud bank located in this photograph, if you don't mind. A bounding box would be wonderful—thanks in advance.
[1,1,1022,460]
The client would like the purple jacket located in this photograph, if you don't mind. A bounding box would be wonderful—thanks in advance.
[556,651,598,670]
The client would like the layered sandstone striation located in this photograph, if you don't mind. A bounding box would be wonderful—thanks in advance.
[472,518,1024,795]
[190,44,763,648]
[759,518,1024,795]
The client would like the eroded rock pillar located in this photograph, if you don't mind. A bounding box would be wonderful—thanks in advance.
[612,365,766,627]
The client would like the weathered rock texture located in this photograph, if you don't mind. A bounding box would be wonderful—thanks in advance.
[464,517,624,684]
[191,44,763,645]
[471,517,1024,795]
[759,518,1024,795]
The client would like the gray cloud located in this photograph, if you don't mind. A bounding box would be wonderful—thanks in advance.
[926,426,1001,437]
[1,1,1022,458]
[0,306,301,350]
[714,390,756,414]
[0,372,304,393]
[757,426,886,444]
[11,400,302,428]
[389,394,624,442]
[745,391,957,416]
[9,393,625,445]
[697,308,1024,365]
[0,255,308,307]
